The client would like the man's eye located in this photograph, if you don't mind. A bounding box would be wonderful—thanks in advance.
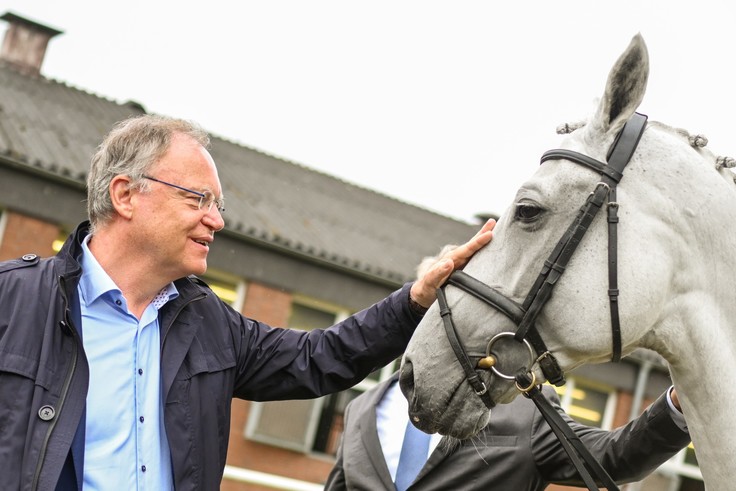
[187,196,202,207]
[515,204,543,221]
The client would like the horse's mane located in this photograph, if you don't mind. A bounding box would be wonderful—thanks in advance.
[648,121,736,175]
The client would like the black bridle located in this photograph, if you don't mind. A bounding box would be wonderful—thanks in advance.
[435,113,648,491]
[437,112,648,409]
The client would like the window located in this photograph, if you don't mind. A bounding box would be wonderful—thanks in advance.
[311,361,400,455]
[245,297,399,456]
[553,377,616,429]
[198,270,244,310]
[637,443,704,491]
[554,376,705,491]
[51,229,68,253]
[0,210,6,247]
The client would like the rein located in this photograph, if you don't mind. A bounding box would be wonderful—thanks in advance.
[516,371,620,490]
[436,112,648,491]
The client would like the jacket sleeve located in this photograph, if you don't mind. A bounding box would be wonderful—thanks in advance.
[532,386,691,485]
[231,283,422,401]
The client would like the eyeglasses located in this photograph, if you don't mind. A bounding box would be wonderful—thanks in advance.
[142,175,225,213]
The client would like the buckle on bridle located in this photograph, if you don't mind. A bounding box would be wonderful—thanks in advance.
[515,371,538,394]
[475,382,488,396]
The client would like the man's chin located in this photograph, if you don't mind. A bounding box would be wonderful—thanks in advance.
[181,259,208,278]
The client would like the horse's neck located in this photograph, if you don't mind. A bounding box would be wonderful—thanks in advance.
[659,163,736,396]
[656,166,736,488]
[661,277,735,487]
[669,356,735,487]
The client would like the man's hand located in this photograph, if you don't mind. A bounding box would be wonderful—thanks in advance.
[409,219,496,309]
[670,387,682,412]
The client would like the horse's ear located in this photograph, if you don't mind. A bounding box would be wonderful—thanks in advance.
[588,34,649,139]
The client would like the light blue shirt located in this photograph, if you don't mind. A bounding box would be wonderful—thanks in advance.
[375,380,442,481]
[79,236,178,490]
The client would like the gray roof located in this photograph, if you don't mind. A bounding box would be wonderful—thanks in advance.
[0,62,479,285]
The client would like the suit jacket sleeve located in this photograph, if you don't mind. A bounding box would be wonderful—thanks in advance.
[532,386,691,485]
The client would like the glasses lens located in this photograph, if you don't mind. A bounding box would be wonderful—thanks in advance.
[198,191,224,213]
[198,191,212,211]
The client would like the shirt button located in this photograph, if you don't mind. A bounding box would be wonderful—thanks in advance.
[141,465,146,472]
[138,368,143,375]
[115,299,122,306]
[139,416,144,423]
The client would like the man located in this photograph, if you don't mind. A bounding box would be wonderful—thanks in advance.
[0,114,494,490]
[325,374,689,490]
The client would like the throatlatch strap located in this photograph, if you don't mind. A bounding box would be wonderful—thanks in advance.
[607,185,622,362]
[602,112,647,362]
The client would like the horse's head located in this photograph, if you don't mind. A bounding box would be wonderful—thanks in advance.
[401,33,730,439]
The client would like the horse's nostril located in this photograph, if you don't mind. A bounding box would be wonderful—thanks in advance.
[398,359,415,400]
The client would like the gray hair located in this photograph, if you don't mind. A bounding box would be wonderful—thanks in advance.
[86,114,210,233]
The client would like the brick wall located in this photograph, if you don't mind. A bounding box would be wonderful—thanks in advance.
[0,211,59,260]
[222,281,335,491]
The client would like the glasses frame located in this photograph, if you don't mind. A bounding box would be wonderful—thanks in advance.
[142,175,225,213]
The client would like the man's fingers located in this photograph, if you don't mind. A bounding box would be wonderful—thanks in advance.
[410,258,453,308]
[427,258,454,289]
[449,219,495,267]
[409,219,496,309]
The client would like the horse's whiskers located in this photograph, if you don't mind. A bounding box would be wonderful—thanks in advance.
[468,434,490,465]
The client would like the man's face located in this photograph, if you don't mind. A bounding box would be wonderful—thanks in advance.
[133,133,225,282]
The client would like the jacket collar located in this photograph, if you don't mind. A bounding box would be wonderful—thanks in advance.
[52,221,89,299]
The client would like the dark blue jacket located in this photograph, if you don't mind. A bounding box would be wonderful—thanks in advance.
[0,222,421,490]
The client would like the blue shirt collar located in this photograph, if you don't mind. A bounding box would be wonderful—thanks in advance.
[79,234,178,309]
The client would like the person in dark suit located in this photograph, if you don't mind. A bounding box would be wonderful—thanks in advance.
[324,372,689,490]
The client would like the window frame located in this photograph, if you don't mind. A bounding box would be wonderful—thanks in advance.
[553,376,617,430]
[244,294,399,456]
[198,269,246,310]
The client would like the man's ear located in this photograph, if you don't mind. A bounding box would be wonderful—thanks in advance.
[109,175,135,220]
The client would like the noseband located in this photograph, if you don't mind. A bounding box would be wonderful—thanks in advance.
[438,113,648,409]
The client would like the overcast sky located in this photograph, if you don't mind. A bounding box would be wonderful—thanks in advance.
[2,0,734,223]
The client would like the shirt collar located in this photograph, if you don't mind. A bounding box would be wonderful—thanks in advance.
[79,234,178,308]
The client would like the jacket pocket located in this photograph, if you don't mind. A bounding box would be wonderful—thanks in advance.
[460,434,518,447]
[0,350,61,391]
[166,344,237,483]
[177,345,236,380]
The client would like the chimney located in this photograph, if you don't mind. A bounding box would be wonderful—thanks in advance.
[0,11,62,77]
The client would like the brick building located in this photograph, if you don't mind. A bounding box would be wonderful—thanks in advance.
[0,12,702,491]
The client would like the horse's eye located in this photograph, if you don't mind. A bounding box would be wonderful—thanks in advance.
[515,203,543,221]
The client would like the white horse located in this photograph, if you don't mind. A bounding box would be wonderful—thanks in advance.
[401,34,736,490]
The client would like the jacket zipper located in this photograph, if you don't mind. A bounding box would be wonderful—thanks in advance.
[30,278,206,488]
[31,276,79,491]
